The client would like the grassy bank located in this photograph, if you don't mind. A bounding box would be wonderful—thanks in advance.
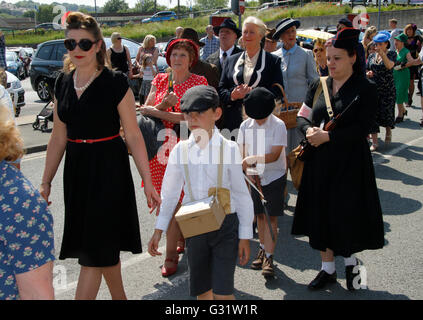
[5,3,423,46]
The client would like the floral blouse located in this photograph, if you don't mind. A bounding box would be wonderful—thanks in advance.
[0,160,55,300]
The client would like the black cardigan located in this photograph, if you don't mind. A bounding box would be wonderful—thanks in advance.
[217,49,283,132]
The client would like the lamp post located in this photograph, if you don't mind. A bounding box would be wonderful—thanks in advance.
[94,0,97,19]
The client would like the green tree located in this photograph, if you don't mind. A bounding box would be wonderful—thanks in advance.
[103,0,130,13]
[36,4,56,23]
[23,10,36,19]
[194,0,229,10]
[134,0,156,13]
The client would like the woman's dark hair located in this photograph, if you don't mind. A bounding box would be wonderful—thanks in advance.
[63,12,109,73]
[345,46,363,76]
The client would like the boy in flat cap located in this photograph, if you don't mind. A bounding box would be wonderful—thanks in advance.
[148,85,254,300]
[237,87,287,278]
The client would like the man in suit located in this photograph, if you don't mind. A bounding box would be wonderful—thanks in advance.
[206,19,243,79]
[206,19,243,130]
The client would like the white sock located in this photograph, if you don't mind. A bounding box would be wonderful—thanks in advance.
[321,261,336,275]
[259,243,265,250]
[344,255,357,267]
[265,252,273,258]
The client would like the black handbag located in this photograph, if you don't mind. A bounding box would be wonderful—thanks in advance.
[138,115,165,161]
[138,71,184,161]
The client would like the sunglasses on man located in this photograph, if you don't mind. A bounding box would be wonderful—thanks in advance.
[64,38,99,52]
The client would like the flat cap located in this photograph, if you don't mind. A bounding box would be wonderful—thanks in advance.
[180,85,219,113]
[244,87,275,120]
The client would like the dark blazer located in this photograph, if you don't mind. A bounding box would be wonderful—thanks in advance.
[218,49,283,132]
[190,59,219,90]
[206,45,244,78]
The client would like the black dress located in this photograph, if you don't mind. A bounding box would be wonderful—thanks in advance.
[366,51,396,132]
[55,68,142,267]
[292,74,385,257]
[110,47,129,74]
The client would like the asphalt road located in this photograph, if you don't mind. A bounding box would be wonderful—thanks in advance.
[16,79,423,301]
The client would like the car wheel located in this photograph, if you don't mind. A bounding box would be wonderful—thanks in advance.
[36,78,51,102]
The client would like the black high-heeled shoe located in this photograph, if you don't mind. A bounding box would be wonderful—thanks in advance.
[395,116,404,124]
[395,110,408,123]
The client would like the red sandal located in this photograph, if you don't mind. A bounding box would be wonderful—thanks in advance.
[176,238,185,254]
[161,257,179,277]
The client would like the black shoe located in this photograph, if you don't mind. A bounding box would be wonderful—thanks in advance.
[308,270,337,290]
[346,265,360,291]
[395,116,404,124]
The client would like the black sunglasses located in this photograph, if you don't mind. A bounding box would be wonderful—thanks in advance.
[64,38,98,52]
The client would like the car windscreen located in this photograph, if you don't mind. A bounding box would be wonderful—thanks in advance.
[6,54,16,62]
[36,44,54,60]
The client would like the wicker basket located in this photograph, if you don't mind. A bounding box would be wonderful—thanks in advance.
[272,83,302,130]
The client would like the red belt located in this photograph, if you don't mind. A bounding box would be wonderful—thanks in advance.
[67,133,121,144]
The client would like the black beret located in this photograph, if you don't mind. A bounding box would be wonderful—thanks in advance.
[330,27,361,50]
[338,18,353,28]
[180,85,219,113]
[244,87,275,120]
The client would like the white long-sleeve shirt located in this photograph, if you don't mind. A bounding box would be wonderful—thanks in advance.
[155,129,254,239]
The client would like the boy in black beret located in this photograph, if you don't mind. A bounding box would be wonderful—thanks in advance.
[237,87,287,278]
[148,85,254,300]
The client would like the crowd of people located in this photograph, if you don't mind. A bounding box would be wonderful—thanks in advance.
[0,11,422,300]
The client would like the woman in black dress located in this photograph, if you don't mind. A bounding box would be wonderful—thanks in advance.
[293,28,385,291]
[40,12,161,300]
[404,24,422,107]
[366,31,396,151]
[106,32,133,78]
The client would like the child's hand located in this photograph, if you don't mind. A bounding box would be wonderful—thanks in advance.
[238,239,250,266]
[148,230,163,257]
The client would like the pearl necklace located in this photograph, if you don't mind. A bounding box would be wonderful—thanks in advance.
[73,68,99,92]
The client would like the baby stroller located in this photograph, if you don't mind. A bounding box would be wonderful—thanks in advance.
[32,73,56,133]
[32,100,53,132]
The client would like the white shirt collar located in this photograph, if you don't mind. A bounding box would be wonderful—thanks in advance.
[188,126,221,148]
[246,115,272,129]
[220,46,235,59]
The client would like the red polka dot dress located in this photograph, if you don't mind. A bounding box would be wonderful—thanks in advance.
[147,72,208,197]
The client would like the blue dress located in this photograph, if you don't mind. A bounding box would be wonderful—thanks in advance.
[0,161,55,300]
